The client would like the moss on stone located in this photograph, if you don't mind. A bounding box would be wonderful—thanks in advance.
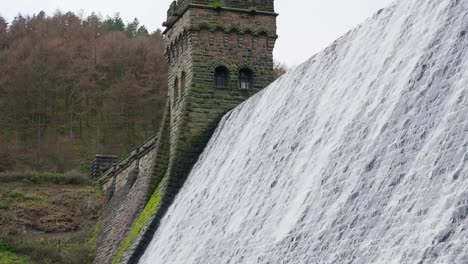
[86,221,103,254]
[193,21,272,38]
[211,0,223,8]
[112,175,168,264]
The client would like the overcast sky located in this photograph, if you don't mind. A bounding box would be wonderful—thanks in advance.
[0,0,394,65]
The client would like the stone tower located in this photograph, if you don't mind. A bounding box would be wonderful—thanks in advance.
[95,1,277,263]
[164,0,278,187]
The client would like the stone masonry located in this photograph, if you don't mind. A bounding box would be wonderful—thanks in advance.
[95,101,172,264]
[95,1,277,263]
[95,135,159,264]
[91,155,118,178]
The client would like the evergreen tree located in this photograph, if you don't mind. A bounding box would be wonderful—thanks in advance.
[0,16,7,49]
[103,13,125,32]
[136,26,149,37]
[125,18,139,38]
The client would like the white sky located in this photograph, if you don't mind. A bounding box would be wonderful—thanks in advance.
[0,0,394,65]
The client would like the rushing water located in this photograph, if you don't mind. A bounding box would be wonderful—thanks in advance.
[140,0,468,263]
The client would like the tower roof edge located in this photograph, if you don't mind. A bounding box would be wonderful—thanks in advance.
[163,0,277,33]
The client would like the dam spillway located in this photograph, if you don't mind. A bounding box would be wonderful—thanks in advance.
[139,0,468,263]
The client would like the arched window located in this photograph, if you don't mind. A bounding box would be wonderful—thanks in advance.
[180,71,186,99]
[239,69,253,90]
[214,66,229,89]
[173,78,179,106]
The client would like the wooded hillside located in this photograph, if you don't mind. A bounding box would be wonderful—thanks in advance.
[0,12,168,172]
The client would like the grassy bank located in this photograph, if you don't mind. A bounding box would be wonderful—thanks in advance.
[0,172,103,264]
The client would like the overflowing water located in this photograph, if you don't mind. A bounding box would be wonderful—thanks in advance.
[140,0,468,263]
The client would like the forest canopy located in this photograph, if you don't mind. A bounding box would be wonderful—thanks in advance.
[0,12,168,172]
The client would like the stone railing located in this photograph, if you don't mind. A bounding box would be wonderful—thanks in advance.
[91,155,118,178]
[98,135,158,184]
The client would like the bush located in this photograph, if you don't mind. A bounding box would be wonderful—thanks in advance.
[29,175,41,184]
[76,164,90,174]
[9,191,25,199]
[0,240,16,253]
[52,174,65,184]
[0,203,10,210]
[64,171,92,185]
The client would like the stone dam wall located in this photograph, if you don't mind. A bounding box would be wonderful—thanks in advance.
[94,0,276,263]
[95,102,174,264]
[95,135,159,264]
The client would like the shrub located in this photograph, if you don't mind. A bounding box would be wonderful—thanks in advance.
[29,175,41,184]
[9,191,25,199]
[0,240,16,253]
[0,203,10,210]
[52,175,65,184]
[64,171,92,185]
[76,164,90,174]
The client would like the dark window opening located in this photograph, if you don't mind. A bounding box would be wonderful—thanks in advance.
[181,71,186,98]
[239,69,253,90]
[174,78,179,106]
[214,66,229,89]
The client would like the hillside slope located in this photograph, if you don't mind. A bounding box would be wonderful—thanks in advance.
[139,0,468,263]
[0,13,168,173]
[0,172,103,264]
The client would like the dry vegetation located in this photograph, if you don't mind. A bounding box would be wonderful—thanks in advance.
[0,172,103,263]
[0,12,168,173]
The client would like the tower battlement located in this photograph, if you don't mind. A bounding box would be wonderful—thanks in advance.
[163,0,276,30]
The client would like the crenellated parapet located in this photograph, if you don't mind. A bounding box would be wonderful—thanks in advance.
[163,0,277,32]
[163,0,191,30]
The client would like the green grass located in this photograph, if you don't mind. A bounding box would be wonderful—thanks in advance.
[0,240,29,264]
[112,175,168,264]
[0,171,93,185]
[0,251,31,264]
[76,164,91,174]
[211,0,223,8]
[1,229,100,264]
[9,191,25,199]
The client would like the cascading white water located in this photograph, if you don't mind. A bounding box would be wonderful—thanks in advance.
[140,0,468,263]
